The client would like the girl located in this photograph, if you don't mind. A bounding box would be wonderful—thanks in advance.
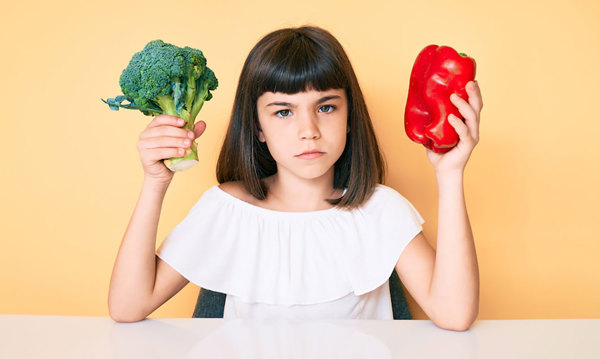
[108,26,482,331]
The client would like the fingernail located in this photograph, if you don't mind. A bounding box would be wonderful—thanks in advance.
[188,131,194,139]
[178,118,184,124]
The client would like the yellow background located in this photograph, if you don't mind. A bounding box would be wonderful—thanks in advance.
[1,0,599,320]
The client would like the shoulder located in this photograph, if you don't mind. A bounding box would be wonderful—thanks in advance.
[218,180,257,204]
[367,184,410,206]
[363,184,423,221]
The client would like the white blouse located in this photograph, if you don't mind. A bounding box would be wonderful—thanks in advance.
[156,184,425,320]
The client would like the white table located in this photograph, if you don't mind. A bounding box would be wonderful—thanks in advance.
[0,315,598,358]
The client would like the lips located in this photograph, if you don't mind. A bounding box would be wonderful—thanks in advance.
[298,150,323,156]
[296,150,325,159]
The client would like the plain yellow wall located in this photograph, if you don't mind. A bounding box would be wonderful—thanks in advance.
[1,0,598,320]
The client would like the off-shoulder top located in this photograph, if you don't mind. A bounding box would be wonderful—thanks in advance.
[156,184,424,319]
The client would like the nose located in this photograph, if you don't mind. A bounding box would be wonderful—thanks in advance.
[298,110,321,140]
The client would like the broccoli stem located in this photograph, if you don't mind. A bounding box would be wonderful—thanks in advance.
[190,85,208,121]
[156,94,192,125]
[185,78,197,114]
[154,94,177,115]
[154,94,198,171]
[163,140,199,171]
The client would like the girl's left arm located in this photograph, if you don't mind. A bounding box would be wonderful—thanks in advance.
[396,81,483,330]
[427,80,483,329]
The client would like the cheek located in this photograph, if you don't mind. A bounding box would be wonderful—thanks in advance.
[335,115,349,141]
[259,123,282,145]
[336,134,348,155]
[257,126,286,156]
[327,123,348,155]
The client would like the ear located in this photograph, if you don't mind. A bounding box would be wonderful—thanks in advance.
[255,123,266,142]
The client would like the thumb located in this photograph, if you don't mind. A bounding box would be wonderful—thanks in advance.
[193,120,207,139]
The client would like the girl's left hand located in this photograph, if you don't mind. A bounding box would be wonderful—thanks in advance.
[426,80,483,175]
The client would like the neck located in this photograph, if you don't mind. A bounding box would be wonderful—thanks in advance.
[263,169,341,212]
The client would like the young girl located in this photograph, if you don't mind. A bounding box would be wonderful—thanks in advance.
[108,26,482,331]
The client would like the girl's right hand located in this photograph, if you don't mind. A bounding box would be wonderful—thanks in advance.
[137,115,207,184]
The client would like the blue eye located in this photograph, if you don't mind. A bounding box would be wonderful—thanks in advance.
[319,105,335,113]
[276,109,291,118]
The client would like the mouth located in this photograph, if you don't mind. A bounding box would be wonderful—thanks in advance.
[296,151,325,159]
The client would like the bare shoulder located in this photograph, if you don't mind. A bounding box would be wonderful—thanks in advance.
[218,181,254,202]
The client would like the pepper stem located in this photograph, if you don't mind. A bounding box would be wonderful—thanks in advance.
[459,52,468,57]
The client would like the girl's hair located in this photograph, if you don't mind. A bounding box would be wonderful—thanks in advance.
[216,25,386,209]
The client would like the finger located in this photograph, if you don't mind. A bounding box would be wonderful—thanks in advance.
[141,148,189,165]
[457,111,479,144]
[449,114,477,145]
[450,93,479,138]
[138,136,192,150]
[140,125,193,140]
[450,93,477,123]
[193,120,207,139]
[147,114,185,129]
[466,81,483,114]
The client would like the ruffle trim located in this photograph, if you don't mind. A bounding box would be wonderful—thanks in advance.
[156,184,424,306]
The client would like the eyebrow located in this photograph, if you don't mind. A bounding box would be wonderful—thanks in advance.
[266,95,341,108]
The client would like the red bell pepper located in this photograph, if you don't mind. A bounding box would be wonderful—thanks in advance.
[404,45,476,153]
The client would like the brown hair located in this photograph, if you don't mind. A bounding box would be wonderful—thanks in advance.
[216,26,386,209]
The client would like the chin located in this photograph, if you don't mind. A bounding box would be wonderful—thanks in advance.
[295,165,336,181]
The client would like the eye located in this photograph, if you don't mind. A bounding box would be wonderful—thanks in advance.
[276,109,291,118]
[319,104,336,113]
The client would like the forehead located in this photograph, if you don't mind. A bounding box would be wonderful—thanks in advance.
[257,88,346,106]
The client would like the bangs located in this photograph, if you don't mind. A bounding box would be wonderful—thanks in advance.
[253,31,349,96]
[218,26,385,209]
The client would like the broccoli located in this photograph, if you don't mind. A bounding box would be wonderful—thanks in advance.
[102,40,218,171]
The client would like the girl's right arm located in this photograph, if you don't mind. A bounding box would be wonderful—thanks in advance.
[108,115,206,322]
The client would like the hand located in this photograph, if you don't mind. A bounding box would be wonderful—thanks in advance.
[137,115,207,184]
[426,80,483,175]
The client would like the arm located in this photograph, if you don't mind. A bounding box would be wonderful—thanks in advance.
[108,115,203,322]
[396,183,479,332]
[396,81,482,331]
[108,178,189,322]
[430,171,479,329]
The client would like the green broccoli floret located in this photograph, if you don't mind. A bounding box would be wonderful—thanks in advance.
[101,40,218,171]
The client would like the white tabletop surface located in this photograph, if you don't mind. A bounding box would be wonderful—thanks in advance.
[0,315,598,358]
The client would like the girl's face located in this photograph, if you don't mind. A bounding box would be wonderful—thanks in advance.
[256,88,348,183]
